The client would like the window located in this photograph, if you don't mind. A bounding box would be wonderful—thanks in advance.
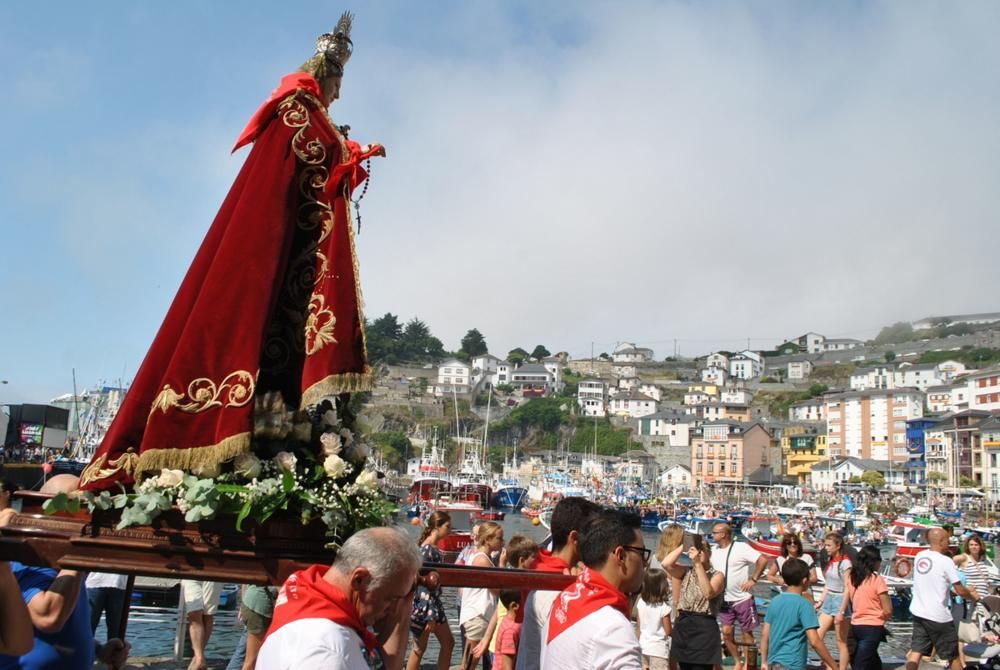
[708,462,714,474]
[730,462,737,474]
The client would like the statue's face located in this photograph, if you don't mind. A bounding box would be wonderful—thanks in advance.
[324,76,343,105]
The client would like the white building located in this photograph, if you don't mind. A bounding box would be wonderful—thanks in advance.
[471,354,501,388]
[436,359,472,395]
[849,365,897,391]
[510,363,554,396]
[720,387,753,405]
[895,363,946,391]
[706,352,730,370]
[638,383,662,402]
[612,342,654,363]
[660,464,692,491]
[609,390,658,419]
[809,457,907,492]
[958,366,1000,413]
[638,410,693,445]
[729,351,764,380]
[613,363,638,378]
[824,338,864,352]
[787,360,813,381]
[577,379,608,417]
[926,385,955,413]
[616,376,641,393]
[825,389,925,462]
[794,332,826,354]
[616,450,659,484]
[912,312,1000,330]
[701,367,728,385]
[684,390,712,406]
[788,397,826,422]
[541,357,565,393]
[493,361,513,387]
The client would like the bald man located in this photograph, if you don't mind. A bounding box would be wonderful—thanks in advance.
[906,527,978,670]
[0,475,130,670]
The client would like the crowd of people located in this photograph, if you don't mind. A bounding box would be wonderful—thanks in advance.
[2,481,1000,670]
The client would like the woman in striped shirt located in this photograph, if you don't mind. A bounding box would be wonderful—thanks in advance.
[954,533,994,604]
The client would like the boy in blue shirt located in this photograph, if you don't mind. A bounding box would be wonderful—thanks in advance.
[761,558,838,670]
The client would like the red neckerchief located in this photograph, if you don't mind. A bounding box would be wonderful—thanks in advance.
[265,564,378,652]
[546,567,630,643]
[516,550,572,623]
[534,549,571,573]
[233,72,324,152]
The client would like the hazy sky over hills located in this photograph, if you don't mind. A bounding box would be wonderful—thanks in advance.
[1,1,998,402]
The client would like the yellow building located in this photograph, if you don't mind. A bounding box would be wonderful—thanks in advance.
[781,424,827,484]
[687,383,719,396]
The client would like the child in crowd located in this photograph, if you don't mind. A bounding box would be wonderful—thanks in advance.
[494,590,523,670]
[480,535,541,660]
[636,569,673,670]
[761,558,838,670]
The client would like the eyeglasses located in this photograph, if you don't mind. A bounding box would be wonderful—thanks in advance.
[622,545,652,562]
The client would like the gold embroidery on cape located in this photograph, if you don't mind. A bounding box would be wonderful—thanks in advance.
[80,450,139,487]
[305,294,338,355]
[135,432,251,478]
[149,370,256,418]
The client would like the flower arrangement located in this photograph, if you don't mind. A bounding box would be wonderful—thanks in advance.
[44,392,396,547]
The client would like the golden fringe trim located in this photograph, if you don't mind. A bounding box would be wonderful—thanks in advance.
[301,368,373,408]
[135,432,252,479]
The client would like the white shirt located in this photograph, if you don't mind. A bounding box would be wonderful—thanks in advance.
[636,598,672,659]
[710,541,761,603]
[86,572,128,589]
[255,618,369,670]
[515,589,559,670]
[540,605,643,670]
[910,549,963,623]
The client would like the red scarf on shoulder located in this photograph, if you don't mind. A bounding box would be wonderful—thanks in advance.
[516,549,572,623]
[233,72,324,152]
[546,567,630,643]
[265,564,378,652]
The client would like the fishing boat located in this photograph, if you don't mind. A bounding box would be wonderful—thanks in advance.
[492,480,528,509]
[427,498,481,563]
[886,518,937,558]
[740,516,783,558]
[406,438,452,502]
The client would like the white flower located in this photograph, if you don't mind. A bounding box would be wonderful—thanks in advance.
[274,451,297,473]
[357,470,378,489]
[322,409,339,428]
[192,461,220,479]
[344,440,370,463]
[320,432,342,456]
[233,453,262,480]
[155,469,185,488]
[323,454,347,479]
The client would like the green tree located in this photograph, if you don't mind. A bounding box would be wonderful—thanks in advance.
[884,351,897,362]
[400,318,445,362]
[507,348,529,365]
[369,431,411,469]
[959,476,976,488]
[873,321,914,345]
[860,470,886,489]
[366,312,404,363]
[499,397,567,432]
[530,345,551,361]
[458,328,488,360]
[926,471,946,486]
[807,383,829,397]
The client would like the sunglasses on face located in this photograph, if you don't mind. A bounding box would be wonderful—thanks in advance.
[622,545,652,562]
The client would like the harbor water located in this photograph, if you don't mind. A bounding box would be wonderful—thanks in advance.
[110,513,916,667]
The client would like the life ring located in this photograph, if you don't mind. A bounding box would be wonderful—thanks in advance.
[895,557,912,578]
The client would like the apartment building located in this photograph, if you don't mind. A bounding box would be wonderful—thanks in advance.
[691,422,772,487]
[825,389,925,462]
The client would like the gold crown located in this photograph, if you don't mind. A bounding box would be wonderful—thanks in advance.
[315,11,354,77]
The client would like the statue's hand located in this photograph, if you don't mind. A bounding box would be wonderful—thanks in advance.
[363,143,387,158]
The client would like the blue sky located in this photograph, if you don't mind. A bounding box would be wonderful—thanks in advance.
[2,1,999,402]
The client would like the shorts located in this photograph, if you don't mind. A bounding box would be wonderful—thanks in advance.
[718,597,760,632]
[643,654,671,670]
[182,580,223,616]
[461,614,490,641]
[239,605,272,636]
[819,592,844,618]
[910,614,960,661]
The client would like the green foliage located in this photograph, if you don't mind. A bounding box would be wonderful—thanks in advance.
[874,321,914,345]
[919,348,1000,367]
[808,383,829,397]
[495,383,514,394]
[531,345,551,360]
[848,475,862,484]
[927,471,947,485]
[369,431,410,468]
[760,376,777,383]
[497,397,568,432]
[884,351,897,362]
[960,476,976,487]
[460,328,488,359]
[570,421,635,456]
[508,348,529,365]
[860,470,886,489]
[366,313,446,364]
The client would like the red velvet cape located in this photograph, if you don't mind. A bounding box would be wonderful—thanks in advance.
[81,74,375,491]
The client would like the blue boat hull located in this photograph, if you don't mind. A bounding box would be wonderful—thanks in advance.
[492,487,528,509]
